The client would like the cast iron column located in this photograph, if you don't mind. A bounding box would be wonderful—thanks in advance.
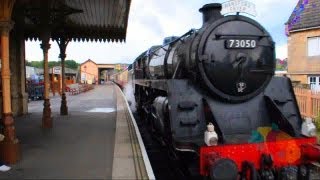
[0,20,20,164]
[56,37,69,115]
[41,35,53,128]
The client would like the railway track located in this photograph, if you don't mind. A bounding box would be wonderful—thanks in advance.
[133,112,189,180]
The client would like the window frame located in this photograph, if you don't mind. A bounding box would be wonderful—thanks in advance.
[308,76,320,90]
[307,36,320,57]
[309,76,316,85]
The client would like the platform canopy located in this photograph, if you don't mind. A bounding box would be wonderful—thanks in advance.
[15,0,132,42]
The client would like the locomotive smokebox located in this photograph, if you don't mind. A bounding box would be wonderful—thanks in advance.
[199,3,223,27]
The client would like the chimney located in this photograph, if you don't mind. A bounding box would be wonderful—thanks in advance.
[199,3,223,27]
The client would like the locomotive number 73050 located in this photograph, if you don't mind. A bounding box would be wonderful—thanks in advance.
[225,39,257,49]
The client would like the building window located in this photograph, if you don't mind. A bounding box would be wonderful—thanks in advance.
[309,76,317,85]
[308,76,320,91]
[307,37,320,56]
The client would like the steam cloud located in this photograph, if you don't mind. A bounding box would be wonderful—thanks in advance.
[123,80,137,112]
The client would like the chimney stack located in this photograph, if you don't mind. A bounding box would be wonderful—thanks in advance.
[199,3,223,27]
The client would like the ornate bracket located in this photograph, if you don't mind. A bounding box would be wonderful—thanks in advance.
[0,21,14,35]
[40,41,51,52]
[56,37,70,60]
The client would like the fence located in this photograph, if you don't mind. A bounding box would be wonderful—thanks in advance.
[293,87,320,119]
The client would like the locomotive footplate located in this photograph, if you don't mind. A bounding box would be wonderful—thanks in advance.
[200,137,319,179]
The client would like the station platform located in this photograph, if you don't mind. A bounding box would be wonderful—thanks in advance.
[0,83,154,179]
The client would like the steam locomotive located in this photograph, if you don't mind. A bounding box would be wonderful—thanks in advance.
[113,3,320,180]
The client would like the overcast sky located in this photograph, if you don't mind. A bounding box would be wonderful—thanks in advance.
[25,0,297,64]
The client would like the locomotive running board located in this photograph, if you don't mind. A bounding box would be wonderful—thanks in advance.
[134,79,168,91]
[199,137,318,176]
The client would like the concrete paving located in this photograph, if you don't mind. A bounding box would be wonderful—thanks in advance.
[0,84,118,179]
[112,86,150,180]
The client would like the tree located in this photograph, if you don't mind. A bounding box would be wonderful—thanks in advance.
[276,58,287,71]
[48,61,60,68]
[27,60,43,68]
[26,61,32,66]
[65,60,79,69]
[26,60,80,70]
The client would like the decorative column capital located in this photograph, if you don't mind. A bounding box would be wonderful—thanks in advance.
[59,53,67,60]
[40,42,51,52]
[0,21,14,35]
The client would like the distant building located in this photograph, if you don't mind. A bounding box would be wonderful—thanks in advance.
[49,66,77,82]
[80,59,98,84]
[80,59,129,84]
[286,0,320,91]
[26,66,43,79]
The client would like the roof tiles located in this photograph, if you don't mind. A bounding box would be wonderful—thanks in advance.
[287,0,320,31]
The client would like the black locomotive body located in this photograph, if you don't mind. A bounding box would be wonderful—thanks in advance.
[130,3,319,180]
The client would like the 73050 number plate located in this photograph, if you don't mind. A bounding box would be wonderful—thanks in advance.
[225,39,257,49]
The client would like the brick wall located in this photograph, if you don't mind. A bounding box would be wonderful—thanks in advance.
[288,28,320,84]
[81,60,98,84]
[289,74,308,84]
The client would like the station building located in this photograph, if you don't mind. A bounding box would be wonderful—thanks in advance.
[80,59,128,84]
[286,0,320,91]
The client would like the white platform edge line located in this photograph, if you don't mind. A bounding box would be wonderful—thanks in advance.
[115,84,156,180]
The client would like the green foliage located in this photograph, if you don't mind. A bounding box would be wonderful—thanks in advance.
[48,61,60,67]
[27,60,43,69]
[64,60,79,69]
[316,114,320,143]
[275,58,287,71]
[276,64,284,71]
[26,60,79,70]
[315,112,320,130]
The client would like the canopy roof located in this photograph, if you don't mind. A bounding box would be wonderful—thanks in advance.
[15,0,131,42]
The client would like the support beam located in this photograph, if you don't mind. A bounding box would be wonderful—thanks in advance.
[0,21,20,164]
[41,35,53,128]
[56,37,69,115]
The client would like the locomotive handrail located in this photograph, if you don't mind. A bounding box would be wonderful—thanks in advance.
[172,59,182,79]
[250,69,274,74]
[163,28,198,46]
[146,28,198,58]
[214,33,269,40]
[130,29,199,68]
